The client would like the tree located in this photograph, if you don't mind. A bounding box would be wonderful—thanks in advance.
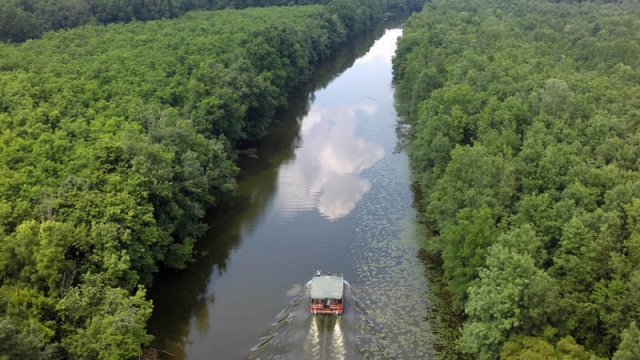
[613,322,640,360]
[502,335,596,360]
[428,144,516,228]
[58,274,153,360]
[0,1,42,42]
[535,79,574,119]
[441,205,499,308]
[395,0,640,356]
[0,317,56,360]
[459,243,559,359]
[0,1,418,356]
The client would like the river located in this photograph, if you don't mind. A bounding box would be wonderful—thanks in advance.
[147,23,438,360]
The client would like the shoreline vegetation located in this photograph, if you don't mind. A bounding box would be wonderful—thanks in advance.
[394,0,640,358]
[0,0,418,44]
[0,0,422,357]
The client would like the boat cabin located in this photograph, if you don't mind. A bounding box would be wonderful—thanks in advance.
[310,271,344,315]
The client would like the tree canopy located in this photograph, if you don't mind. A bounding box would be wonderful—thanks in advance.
[0,0,424,43]
[0,0,422,356]
[394,0,640,357]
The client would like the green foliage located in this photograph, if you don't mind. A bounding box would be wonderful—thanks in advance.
[394,0,640,357]
[428,145,516,227]
[459,243,559,359]
[0,285,58,359]
[441,206,499,309]
[0,1,43,43]
[0,0,414,356]
[0,317,56,360]
[0,0,423,43]
[613,322,640,360]
[501,335,598,360]
[58,274,153,360]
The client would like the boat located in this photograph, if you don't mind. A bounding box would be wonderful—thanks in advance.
[310,271,344,315]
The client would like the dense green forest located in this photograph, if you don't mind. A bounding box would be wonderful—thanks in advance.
[0,0,423,357]
[394,0,640,358]
[0,0,418,43]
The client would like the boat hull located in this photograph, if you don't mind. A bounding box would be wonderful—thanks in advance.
[310,272,345,315]
[310,304,343,315]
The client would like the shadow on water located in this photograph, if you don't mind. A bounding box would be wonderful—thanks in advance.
[146,20,403,359]
[247,282,391,360]
[418,250,470,360]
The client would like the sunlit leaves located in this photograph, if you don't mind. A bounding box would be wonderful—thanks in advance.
[501,335,596,360]
[58,274,153,359]
[613,321,640,360]
[460,244,559,359]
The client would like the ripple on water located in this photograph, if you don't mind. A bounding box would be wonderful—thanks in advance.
[247,282,391,359]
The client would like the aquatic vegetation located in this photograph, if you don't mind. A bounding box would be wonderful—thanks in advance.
[245,27,441,359]
[247,282,389,359]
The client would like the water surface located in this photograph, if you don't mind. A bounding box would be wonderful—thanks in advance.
[148,25,436,359]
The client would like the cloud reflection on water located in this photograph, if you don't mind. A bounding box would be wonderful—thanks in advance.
[276,102,384,221]
[353,28,401,65]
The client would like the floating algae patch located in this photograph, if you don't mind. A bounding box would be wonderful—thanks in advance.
[348,140,438,358]
[247,282,390,359]
[419,249,471,360]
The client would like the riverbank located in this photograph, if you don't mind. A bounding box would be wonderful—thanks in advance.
[148,23,439,359]
[394,0,640,357]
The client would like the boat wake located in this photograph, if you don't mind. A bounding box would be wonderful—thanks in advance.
[247,282,391,359]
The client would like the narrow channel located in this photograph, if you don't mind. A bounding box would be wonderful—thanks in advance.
[148,23,436,359]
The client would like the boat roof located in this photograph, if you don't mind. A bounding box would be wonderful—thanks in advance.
[310,274,344,299]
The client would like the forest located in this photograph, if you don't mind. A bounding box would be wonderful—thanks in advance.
[0,0,423,357]
[0,0,418,43]
[394,0,640,358]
